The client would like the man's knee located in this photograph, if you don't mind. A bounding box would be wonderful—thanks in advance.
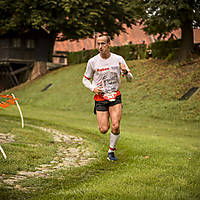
[99,126,109,134]
[111,122,120,132]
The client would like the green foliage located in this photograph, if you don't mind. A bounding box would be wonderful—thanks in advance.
[135,44,147,59]
[129,0,200,60]
[111,44,147,60]
[111,45,135,60]
[132,0,200,36]
[149,39,182,60]
[0,0,135,40]
[67,49,98,65]
[67,44,146,65]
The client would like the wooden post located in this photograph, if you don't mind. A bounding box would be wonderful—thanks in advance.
[8,64,19,85]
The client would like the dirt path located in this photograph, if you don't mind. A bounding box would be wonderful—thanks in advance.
[0,124,96,191]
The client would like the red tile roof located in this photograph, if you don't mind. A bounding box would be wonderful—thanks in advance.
[54,25,200,53]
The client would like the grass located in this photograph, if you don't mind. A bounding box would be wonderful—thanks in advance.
[0,59,199,200]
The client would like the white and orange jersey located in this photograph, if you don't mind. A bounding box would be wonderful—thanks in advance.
[84,53,131,95]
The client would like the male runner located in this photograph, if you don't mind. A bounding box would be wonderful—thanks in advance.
[82,34,133,161]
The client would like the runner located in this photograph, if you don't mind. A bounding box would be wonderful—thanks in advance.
[82,34,133,161]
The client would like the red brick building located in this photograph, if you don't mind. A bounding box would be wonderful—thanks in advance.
[53,25,200,64]
[54,25,200,53]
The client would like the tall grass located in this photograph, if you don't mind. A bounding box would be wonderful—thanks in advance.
[0,59,199,200]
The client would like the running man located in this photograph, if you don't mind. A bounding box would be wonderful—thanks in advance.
[82,34,133,161]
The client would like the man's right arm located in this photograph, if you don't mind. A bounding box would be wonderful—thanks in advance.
[82,76,95,92]
[83,59,103,95]
[82,76,103,95]
[82,59,95,92]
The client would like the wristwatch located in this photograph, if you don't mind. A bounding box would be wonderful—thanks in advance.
[124,70,128,75]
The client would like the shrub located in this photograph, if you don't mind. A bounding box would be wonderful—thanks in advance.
[149,39,181,59]
[67,44,146,64]
[67,49,98,65]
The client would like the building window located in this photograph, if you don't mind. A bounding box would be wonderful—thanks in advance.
[11,38,21,48]
[59,57,67,64]
[59,57,65,63]
[26,40,35,49]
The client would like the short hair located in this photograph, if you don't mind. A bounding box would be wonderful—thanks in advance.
[98,34,111,43]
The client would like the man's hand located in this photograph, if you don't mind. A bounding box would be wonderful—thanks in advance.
[93,86,103,95]
[119,62,128,74]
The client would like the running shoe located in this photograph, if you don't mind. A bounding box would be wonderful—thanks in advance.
[107,152,117,161]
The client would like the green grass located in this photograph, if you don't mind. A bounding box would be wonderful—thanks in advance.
[0,59,199,200]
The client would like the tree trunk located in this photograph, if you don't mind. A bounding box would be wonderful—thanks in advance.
[178,20,194,62]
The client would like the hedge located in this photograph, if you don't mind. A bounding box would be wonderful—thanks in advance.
[66,44,146,65]
[149,39,182,60]
[65,39,191,64]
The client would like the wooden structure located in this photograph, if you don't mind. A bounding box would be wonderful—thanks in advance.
[0,29,51,91]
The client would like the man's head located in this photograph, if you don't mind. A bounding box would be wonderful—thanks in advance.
[97,34,111,58]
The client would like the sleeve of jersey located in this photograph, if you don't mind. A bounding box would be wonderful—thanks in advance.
[121,57,133,82]
[82,60,95,92]
[82,76,95,92]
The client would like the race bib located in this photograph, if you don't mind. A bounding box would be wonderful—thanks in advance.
[102,72,119,94]
[103,92,118,102]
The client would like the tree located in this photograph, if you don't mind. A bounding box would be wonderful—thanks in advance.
[129,0,200,61]
[0,0,135,61]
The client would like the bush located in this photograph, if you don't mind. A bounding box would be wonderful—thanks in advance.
[110,44,146,60]
[67,44,146,64]
[67,49,98,65]
[149,39,181,59]
[111,45,136,60]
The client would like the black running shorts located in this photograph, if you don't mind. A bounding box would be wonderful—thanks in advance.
[94,95,122,114]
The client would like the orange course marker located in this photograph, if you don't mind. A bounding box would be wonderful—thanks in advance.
[0,95,18,110]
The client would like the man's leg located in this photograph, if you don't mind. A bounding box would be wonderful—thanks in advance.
[96,111,110,134]
[107,103,122,161]
[109,103,122,134]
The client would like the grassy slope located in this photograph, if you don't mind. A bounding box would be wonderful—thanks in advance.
[0,59,200,200]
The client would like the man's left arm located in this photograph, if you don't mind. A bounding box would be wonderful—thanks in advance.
[119,62,133,82]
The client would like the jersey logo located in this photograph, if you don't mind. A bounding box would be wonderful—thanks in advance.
[97,67,110,72]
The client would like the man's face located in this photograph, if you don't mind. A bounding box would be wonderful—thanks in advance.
[97,36,110,55]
